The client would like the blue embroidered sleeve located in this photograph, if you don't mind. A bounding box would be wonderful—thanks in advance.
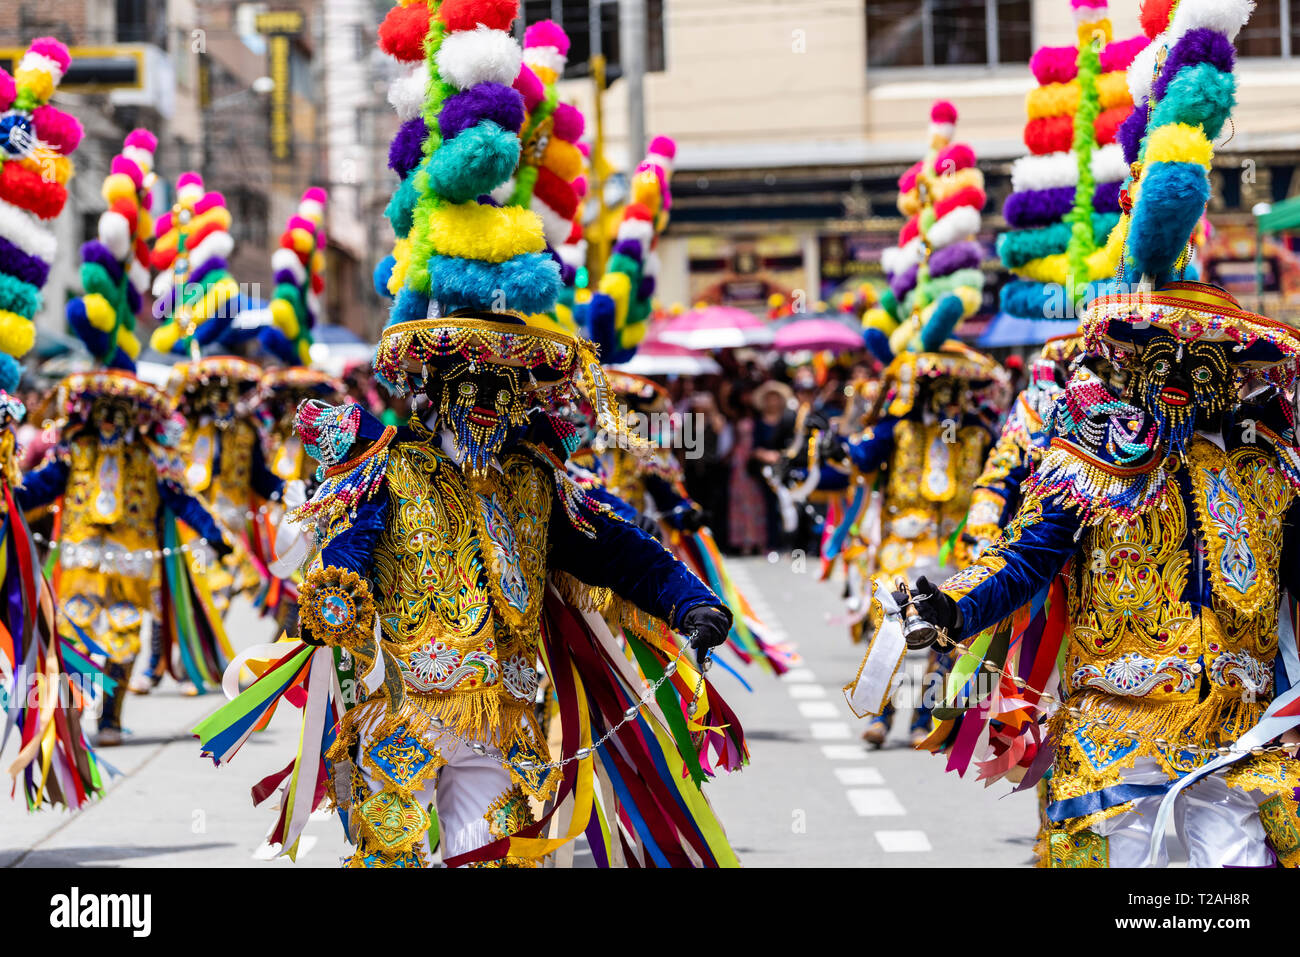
[250,438,285,501]
[548,493,720,629]
[643,473,698,529]
[319,490,389,578]
[949,494,1081,638]
[159,481,233,556]
[845,416,897,473]
[585,483,639,522]
[16,457,70,511]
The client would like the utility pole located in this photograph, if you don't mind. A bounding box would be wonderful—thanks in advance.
[620,0,646,166]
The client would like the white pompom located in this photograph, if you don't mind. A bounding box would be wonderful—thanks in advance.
[1009,151,1077,192]
[388,62,429,122]
[529,196,573,249]
[489,178,516,205]
[98,211,133,261]
[524,46,566,76]
[128,260,150,296]
[615,219,654,247]
[272,247,306,285]
[435,27,523,91]
[926,205,981,251]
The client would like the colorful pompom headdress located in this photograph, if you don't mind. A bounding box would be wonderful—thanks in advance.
[259,187,328,366]
[1080,0,1300,383]
[65,129,156,373]
[997,0,1147,321]
[148,171,241,358]
[371,0,640,458]
[0,37,83,393]
[863,102,986,366]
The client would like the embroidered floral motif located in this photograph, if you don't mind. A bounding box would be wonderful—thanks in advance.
[1047,830,1109,868]
[365,726,441,792]
[1070,653,1198,698]
[484,785,535,839]
[355,789,429,856]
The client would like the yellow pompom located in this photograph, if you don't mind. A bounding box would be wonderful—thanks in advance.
[1097,70,1130,110]
[117,326,141,359]
[298,340,313,365]
[150,322,181,354]
[192,277,240,323]
[630,171,662,211]
[1026,81,1078,121]
[768,293,785,308]
[138,209,154,242]
[542,139,583,183]
[1076,17,1112,47]
[271,298,301,340]
[390,238,412,294]
[861,308,897,334]
[15,67,55,102]
[930,165,984,201]
[189,205,233,237]
[574,288,592,305]
[621,317,649,349]
[310,250,325,275]
[531,64,558,86]
[427,203,545,262]
[955,285,982,318]
[21,152,71,185]
[0,310,34,358]
[102,173,138,206]
[1143,123,1212,169]
[598,271,633,326]
[83,293,117,332]
[897,188,921,218]
[290,228,315,255]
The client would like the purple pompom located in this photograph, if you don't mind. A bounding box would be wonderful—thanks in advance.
[438,83,525,143]
[612,238,643,261]
[388,118,427,177]
[80,240,125,283]
[1152,28,1235,102]
[0,237,48,287]
[1093,180,1122,213]
[890,262,919,301]
[637,276,656,300]
[929,240,983,278]
[1118,98,1148,166]
[1002,186,1074,228]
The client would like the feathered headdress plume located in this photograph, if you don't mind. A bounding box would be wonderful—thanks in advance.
[0,38,83,391]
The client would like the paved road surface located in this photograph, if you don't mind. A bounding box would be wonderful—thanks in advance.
[3,557,1042,867]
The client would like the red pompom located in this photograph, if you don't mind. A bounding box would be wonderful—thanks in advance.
[378,3,431,62]
[0,163,67,220]
[930,100,958,124]
[899,215,920,246]
[622,202,655,224]
[1024,115,1073,155]
[534,168,579,220]
[897,160,923,194]
[437,0,518,34]
[1094,105,1127,145]
[933,186,986,220]
[1139,0,1177,38]
[109,197,139,237]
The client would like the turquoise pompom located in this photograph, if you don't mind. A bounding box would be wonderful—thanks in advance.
[426,121,520,204]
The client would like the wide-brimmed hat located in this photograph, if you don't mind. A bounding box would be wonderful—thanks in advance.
[884,340,1005,418]
[751,380,794,410]
[1082,281,1300,382]
[604,369,670,411]
[167,355,262,402]
[253,366,344,406]
[56,369,171,426]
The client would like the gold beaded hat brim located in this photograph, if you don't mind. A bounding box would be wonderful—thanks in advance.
[57,370,171,425]
[1040,333,1083,364]
[374,310,583,397]
[1083,281,1300,381]
[169,356,264,401]
[603,369,670,410]
[884,341,1006,418]
[255,367,345,403]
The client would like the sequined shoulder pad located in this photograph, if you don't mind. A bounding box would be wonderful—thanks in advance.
[1236,397,1300,493]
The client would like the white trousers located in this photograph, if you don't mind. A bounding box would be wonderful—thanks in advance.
[1090,759,1272,867]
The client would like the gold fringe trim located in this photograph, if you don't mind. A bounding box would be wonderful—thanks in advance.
[551,569,680,652]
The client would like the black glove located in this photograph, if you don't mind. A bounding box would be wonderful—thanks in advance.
[677,506,706,532]
[679,604,733,667]
[213,535,235,560]
[298,621,327,647]
[889,576,962,650]
[635,513,663,541]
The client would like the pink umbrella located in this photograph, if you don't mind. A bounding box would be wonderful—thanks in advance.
[657,305,774,349]
[772,318,865,354]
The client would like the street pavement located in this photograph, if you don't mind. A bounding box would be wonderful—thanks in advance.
[2,557,1043,868]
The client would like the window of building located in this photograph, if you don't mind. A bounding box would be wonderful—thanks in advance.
[1235,0,1300,56]
[521,0,665,79]
[867,0,1032,68]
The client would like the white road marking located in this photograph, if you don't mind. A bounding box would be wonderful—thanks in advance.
[820,745,867,760]
[783,668,818,683]
[846,788,906,816]
[874,830,932,852]
[834,766,884,786]
[798,701,840,719]
[809,721,852,740]
[787,683,826,699]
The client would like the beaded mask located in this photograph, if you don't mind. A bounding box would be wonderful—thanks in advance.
[428,361,529,475]
[1136,334,1233,456]
[185,379,242,429]
[92,396,135,446]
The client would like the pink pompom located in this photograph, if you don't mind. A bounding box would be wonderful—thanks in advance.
[573,175,588,197]
[0,71,14,111]
[898,160,923,194]
[110,155,145,188]
[648,135,677,159]
[551,102,584,142]
[513,65,544,111]
[1030,45,1078,84]
[524,19,570,55]
[28,37,71,73]
[935,143,975,173]
[930,101,957,124]
[1071,0,1107,9]
[302,186,328,204]
[32,105,83,154]
[195,191,225,215]
[125,128,158,152]
[577,141,591,157]
[177,171,204,191]
[287,215,317,234]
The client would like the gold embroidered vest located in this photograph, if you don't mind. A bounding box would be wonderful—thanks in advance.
[59,435,161,580]
[372,439,552,726]
[1065,437,1289,705]
[877,419,989,575]
[182,419,256,531]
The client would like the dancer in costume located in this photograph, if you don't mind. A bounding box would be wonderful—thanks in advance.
[883,0,1300,867]
[21,372,232,743]
[0,40,113,806]
[196,0,742,869]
